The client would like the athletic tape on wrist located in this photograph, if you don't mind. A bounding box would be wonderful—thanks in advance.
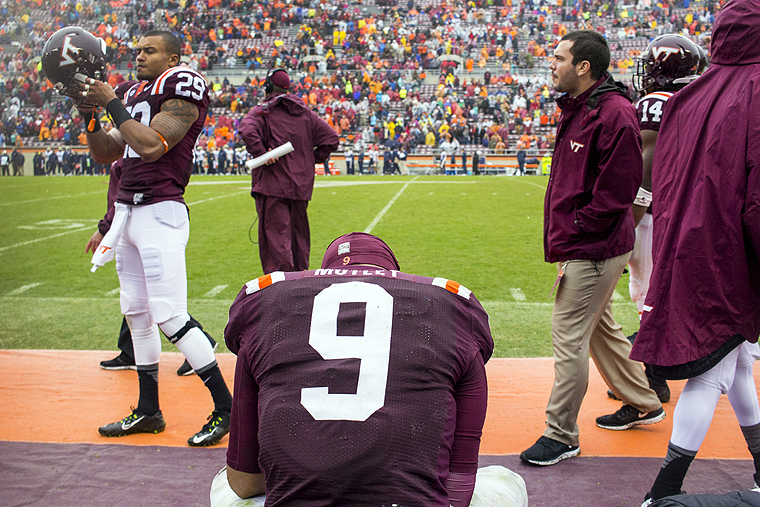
[106,97,133,129]
[635,186,653,207]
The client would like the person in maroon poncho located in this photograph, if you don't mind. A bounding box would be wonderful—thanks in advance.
[631,0,760,503]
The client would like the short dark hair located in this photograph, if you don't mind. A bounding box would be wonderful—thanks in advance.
[560,30,610,80]
[143,30,181,61]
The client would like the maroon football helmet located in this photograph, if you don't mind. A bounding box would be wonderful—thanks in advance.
[42,27,107,103]
[696,44,709,74]
[634,34,701,94]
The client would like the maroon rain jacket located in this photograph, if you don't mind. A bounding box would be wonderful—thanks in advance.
[631,0,760,369]
[239,93,339,201]
[544,73,642,263]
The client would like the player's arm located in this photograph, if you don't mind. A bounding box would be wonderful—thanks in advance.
[633,129,658,227]
[447,349,488,507]
[226,467,265,498]
[81,114,130,165]
[73,79,130,164]
[114,97,198,163]
[76,77,198,163]
[223,317,266,500]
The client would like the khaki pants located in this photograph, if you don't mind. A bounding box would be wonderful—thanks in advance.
[544,252,661,446]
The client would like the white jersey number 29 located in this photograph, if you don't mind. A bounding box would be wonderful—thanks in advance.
[175,72,206,101]
[301,281,393,421]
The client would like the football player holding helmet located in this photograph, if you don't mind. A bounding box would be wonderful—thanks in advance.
[41,27,107,106]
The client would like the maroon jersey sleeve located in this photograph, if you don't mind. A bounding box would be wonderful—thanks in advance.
[97,159,122,235]
[117,67,209,205]
[225,269,494,507]
[637,91,673,132]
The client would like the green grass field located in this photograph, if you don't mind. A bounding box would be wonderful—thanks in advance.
[0,174,640,357]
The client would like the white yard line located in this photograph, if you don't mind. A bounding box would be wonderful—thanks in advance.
[7,283,42,295]
[0,191,244,253]
[187,190,249,206]
[203,285,229,298]
[511,178,548,190]
[0,227,90,252]
[105,287,120,296]
[0,190,103,207]
[364,176,420,234]
[189,180,250,185]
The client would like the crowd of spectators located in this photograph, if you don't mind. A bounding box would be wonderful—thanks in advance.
[0,0,725,167]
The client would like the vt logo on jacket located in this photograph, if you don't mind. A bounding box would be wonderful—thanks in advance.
[569,140,585,153]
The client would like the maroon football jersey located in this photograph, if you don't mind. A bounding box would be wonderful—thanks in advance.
[116,66,209,205]
[636,91,673,132]
[225,269,494,507]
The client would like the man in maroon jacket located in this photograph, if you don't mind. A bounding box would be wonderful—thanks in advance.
[520,30,665,467]
[632,0,760,502]
[239,69,339,274]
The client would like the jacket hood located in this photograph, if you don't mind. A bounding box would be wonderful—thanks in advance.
[710,0,760,65]
[588,73,632,109]
[252,93,309,117]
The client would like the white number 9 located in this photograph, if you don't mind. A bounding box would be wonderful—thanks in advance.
[301,281,393,422]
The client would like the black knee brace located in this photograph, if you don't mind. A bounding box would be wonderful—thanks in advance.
[166,320,198,344]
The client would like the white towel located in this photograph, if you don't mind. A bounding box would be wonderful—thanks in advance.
[91,202,129,273]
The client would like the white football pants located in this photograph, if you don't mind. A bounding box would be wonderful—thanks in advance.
[210,465,529,507]
[628,213,653,317]
[115,201,213,368]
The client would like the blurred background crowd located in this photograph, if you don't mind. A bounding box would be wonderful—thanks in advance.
[0,0,720,174]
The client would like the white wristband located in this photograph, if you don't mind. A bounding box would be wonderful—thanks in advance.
[634,186,652,207]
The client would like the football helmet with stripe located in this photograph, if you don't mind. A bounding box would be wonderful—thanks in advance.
[42,27,107,105]
[634,34,701,95]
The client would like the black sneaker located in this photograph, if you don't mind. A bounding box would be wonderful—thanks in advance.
[187,411,230,447]
[596,404,666,430]
[99,408,166,437]
[100,355,136,371]
[519,436,580,466]
[176,342,219,376]
[607,389,621,401]
[176,360,194,376]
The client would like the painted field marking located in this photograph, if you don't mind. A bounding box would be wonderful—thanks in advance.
[0,227,91,253]
[18,219,98,230]
[105,287,120,296]
[203,285,229,298]
[0,190,103,207]
[510,288,527,301]
[364,176,420,234]
[612,290,625,302]
[8,283,42,295]
[187,190,249,206]
[512,178,548,191]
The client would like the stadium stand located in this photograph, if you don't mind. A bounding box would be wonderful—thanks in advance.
[0,0,719,173]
